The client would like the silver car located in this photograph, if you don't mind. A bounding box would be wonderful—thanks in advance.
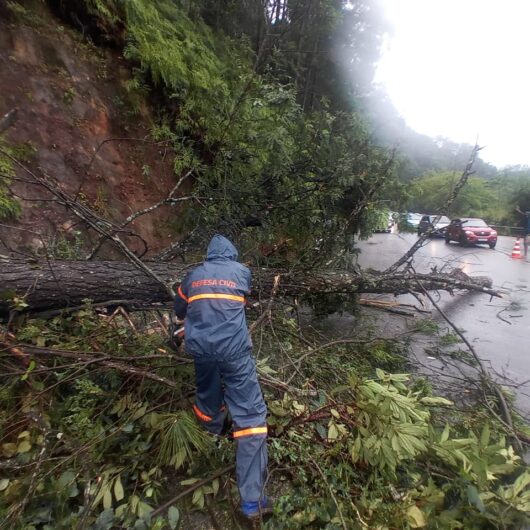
[417,215,450,237]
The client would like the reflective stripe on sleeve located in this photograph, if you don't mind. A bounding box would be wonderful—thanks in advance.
[188,293,245,304]
[178,286,189,302]
[233,426,268,438]
[193,404,212,422]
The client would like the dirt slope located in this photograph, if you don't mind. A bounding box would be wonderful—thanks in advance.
[0,3,186,258]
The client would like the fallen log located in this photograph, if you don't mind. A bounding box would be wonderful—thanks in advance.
[0,258,499,318]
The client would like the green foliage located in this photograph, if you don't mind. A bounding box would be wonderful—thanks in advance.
[2,308,530,529]
[124,0,235,98]
[407,168,530,228]
[85,0,121,22]
[492,167,530,226]
[156,411,212,468]
[61,378,106,441]
[0,140,31,220]
[6,1,43,26]
[415,318,440,335]
[408,171,498,219]
[350,371,434,472]
[360,205,392,237]
[46,230,85,259]
[0,188,21,220]
[64,0,397,263]
[266,369,530,529]
[62,86,76,104]
[258,320,530,528]
[0,309,202,528]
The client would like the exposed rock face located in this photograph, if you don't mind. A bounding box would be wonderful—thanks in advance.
[0,5,187,257]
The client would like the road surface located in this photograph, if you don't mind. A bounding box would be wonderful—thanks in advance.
[355,232,530,416]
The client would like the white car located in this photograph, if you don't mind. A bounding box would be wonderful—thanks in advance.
[417,215,450,237]
[405,212,422,229]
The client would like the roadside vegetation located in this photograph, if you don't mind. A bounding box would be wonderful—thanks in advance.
[2,309,530,529]
[406,168,530,229]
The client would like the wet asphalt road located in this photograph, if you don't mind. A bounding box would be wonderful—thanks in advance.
[356,231,530,415]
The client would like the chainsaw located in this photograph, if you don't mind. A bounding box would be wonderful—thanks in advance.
[168,316,185,351]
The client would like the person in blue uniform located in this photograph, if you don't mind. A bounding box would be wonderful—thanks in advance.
[516,206,530,257]
[173,234,271,520]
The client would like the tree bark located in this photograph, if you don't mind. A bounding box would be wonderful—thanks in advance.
[0,258,498,318]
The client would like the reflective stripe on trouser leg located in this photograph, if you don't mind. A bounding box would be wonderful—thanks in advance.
[192,403,227,434]
[235,429,268,504]
[194,359,227,435]
[220,354,268,503]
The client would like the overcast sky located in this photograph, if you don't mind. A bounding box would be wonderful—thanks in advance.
[374,0,530,168]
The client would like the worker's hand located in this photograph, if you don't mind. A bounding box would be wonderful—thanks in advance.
[169,316,185,351]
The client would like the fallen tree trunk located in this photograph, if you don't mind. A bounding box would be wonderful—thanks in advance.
[0,258,499,317]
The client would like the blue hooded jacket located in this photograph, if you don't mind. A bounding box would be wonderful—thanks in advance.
[174,235,252,360]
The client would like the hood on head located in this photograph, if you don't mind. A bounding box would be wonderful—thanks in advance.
[206,234,238,261]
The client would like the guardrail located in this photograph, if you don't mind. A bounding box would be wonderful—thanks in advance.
[489,225,525,237]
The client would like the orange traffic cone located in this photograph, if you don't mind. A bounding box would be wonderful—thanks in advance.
[511,238,523,259]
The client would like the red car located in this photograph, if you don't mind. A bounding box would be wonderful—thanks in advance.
[445,218,497,249]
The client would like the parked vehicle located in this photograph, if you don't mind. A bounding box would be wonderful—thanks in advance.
[374,211,395,233]
[404,212,422,229]
[417,215,450,237]
[445,218,497,248]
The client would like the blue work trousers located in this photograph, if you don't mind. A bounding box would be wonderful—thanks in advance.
[193,354,268,503]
